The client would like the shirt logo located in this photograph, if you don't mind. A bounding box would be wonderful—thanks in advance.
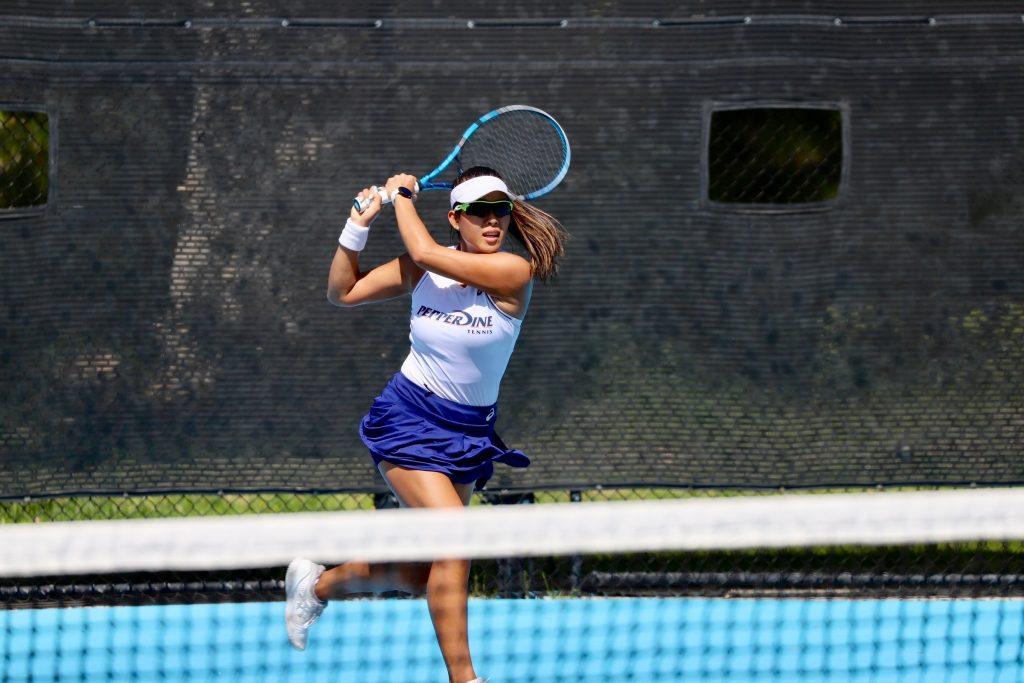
[415,305,494,335]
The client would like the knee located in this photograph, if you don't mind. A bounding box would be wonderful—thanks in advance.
[428,558,471,585]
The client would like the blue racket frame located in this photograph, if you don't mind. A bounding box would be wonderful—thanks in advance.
[353,105,570,212]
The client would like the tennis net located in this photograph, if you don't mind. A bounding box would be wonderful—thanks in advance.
[2,489,1023,681]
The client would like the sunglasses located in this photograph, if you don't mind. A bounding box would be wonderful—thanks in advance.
[453,200,514,218]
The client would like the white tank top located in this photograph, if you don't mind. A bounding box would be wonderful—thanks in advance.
[400,257,524,407]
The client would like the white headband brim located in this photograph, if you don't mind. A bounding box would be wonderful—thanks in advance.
[450,176,513,207]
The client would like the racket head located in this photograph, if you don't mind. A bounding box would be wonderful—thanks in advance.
[421,105,570,201]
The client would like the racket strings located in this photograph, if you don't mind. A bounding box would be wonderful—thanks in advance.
[458,111,568,198]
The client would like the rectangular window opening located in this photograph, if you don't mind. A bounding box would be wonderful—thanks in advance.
[708,107,843,207]
[1,109,50,210]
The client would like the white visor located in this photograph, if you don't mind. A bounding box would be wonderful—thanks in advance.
[450,176,513,207]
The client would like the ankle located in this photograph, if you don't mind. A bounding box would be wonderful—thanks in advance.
[312,575,328,602]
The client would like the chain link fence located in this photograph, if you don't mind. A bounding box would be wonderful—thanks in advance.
[2,6,1024,608]
[708,107,843,205]
[0,110,48,210]
[4,12,1024,500]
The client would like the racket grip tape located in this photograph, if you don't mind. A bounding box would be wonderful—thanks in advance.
[352,182,420,213]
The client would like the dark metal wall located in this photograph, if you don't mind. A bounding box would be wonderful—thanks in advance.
[1,3,1022,495]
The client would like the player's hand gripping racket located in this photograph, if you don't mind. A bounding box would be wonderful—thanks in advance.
[353,104,570,212]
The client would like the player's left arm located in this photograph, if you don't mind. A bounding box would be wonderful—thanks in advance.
[386,174,532,298]
[414,243,531,298]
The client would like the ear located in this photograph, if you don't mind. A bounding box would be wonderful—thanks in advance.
[447,210,460,231]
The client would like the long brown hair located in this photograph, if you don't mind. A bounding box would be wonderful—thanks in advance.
[451,167,568,282]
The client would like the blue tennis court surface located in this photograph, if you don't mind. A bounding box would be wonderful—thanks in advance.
[3,597,1022,682]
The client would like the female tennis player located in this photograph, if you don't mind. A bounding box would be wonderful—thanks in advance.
[286,167,567,683]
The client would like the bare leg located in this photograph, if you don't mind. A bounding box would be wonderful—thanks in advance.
[315,464,478,683]
[314,559,430,599]
[425,557,475,683]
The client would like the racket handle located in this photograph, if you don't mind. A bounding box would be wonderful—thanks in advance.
[352,186,386,213]
[352,182,420,213]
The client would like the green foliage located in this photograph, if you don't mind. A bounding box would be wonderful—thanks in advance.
[0,492,375,523]
[0,110,49,209]
[952,303,1024,383]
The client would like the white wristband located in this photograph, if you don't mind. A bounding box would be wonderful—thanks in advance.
[338,218,370,251]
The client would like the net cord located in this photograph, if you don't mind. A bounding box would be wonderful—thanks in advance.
[2,488,1022,578]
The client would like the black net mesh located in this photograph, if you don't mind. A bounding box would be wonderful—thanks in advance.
[3,488,1022,609]
[4,9,1024,680]
[2,4,1023,499]
[2,489,1022,681]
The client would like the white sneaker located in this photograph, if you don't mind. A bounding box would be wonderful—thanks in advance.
[285,558,326,650]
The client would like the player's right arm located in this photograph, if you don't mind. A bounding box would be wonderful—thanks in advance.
[327,251,423,307]
[327,186,424,307]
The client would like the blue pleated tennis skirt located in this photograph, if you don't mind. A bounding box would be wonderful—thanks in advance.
[359,372,530,489]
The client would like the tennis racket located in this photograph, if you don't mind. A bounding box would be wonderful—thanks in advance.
[353,104,570,212]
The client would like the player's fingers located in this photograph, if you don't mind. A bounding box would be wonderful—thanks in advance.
[383,176,402,199]
[359,186,385,208]
[351,186,383,220]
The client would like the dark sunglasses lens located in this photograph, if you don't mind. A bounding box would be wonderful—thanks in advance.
[466,201,513,218]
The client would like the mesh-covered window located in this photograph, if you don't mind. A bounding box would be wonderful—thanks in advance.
[708,107,842,205]
[1,110,50,210]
